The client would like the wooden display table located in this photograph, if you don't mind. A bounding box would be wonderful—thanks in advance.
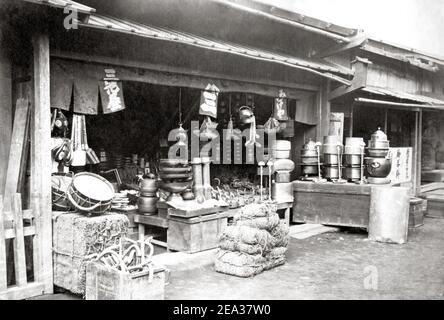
[292,181,373,228]
[135,202,228,253]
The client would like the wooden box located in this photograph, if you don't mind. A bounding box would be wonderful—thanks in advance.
[420,187,444,219]
[85,262,165,300]
[292,181,372,228]
[167,212,228,253]
[425,195,444,218]
[409,197,425,228]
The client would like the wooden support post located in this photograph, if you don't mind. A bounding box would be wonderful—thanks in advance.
[317,79,331,140]
[31,33,53,294]
[0,24,12,196]
[0,196,7,291]
[384,108,388,133]
[349,103,354,137]
[415,110,422,196]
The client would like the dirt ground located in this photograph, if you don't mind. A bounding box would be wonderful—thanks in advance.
[31,217,444,300]
[165,217,444,300]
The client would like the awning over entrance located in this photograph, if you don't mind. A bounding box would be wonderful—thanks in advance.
[361,86,444,106]
[355,86,444,111]
[75,13,353,86]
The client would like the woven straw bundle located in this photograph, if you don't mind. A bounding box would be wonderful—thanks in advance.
[215,203,289,277]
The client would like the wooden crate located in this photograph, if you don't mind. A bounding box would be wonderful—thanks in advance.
[85,262,165,300]
[167,212,228,253]
[420,186,444,219]
[425,195,444,218]
[292,181,372,228]
[409,198,425,228]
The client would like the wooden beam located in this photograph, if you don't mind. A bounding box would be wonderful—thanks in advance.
[50,50,320,92]
[354,97,436,111]
[12,194,27,287]
[329,58,369,101]
[317,79,331,140]
[0,24,12,196]
[32,32,53,294]
[4,99,29,198]
[416,110,422,195]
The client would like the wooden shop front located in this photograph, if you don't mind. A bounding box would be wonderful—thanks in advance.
[1,0,361,298]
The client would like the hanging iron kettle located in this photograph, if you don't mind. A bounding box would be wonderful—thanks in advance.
[239,106,254,124]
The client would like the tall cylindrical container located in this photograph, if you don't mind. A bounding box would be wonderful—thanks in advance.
[368,186,410,244]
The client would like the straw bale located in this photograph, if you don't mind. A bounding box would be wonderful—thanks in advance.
[53,212,129,295]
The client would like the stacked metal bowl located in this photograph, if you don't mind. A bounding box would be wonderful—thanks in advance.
[300,139,320,177]
[343,137,365,182]
[322,135,343,180]
[158,159,193,201]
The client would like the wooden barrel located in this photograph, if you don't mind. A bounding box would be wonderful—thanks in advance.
[368,186,410,244]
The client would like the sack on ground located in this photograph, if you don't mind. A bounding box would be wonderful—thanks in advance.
[235,213,280,231]
[215,259,264,278]
[220,225,273,246]
[216,249,266,267]
[219,239,266,255]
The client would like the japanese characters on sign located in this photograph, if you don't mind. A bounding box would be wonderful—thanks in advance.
[99,68,125,114]
[274,89,289,121]
[387,147,413,184]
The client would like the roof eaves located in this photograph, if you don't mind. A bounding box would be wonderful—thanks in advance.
[218,0,358,37]
[20,0,96,14]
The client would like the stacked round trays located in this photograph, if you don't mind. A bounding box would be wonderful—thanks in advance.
[271,140,294,202]
[343,137,365,182]
[272,140,293,182]
[322,135,343,180]
[365,128,392,184]
[300,139,320,177]
[158,159,193,201]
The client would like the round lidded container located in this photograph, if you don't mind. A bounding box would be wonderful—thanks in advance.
[344,137,366,155]
[323,135,343,154]
[368,127,390,150]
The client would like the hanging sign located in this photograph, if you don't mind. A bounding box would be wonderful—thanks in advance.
[274,89,289,121]
[387,147,413,184]
[199,83,220,118]
[99,68,125,114]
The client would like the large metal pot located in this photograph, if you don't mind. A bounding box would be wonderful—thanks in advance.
[239,106,254,124]
[367,148,389,158]
[364,157,392,178]
[324,166,340,179]
[368,140,389,149]
[343,154,362,166]
[138,196,159,214]
[324,154,339,166]
[343,166,362,181]
[301,164,318,176]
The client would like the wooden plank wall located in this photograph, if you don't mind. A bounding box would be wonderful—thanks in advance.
[366,62,437,94]
[0,24,12,196]
[31,33,53,294]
